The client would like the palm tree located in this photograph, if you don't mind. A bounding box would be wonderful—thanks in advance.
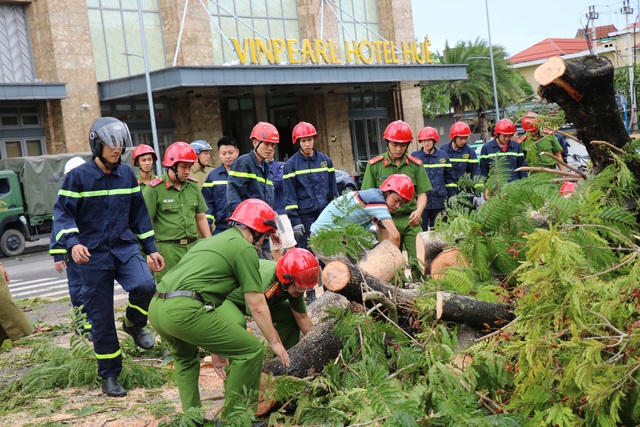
[422,38,530,141]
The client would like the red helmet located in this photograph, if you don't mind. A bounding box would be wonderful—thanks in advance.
[292,122,317,144]
[250,122,280,143]
[559,182,578,197]
[227,199,277,234]
[132,144,157,166]
[494,119,516,136]
[521,113,539,132]
[276,248,320,291]
[383,120,413,143]
[418,126,440,143]
[381,174,415,202]
[163,141,197,167]
[449,122,471,139]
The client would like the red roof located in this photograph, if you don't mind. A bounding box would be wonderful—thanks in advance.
[508,38,590,64]
[575,24,617,40]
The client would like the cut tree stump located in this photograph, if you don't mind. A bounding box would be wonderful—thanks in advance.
[535,55,631,175]
[358,239,406,283]
[436,291,515,330]
[430,248,468,279]
[415,231,449,276]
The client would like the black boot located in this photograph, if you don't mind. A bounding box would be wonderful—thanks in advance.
[122,321,154,350]
[101,377,127,397]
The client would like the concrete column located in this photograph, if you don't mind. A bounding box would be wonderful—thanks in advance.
[160,0,214,66]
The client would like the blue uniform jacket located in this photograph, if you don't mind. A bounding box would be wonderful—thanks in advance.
[202,164,230,230]
[479,139,528,182]
[410,149,456,210]
[442,142,480,191]
[51,159,157,269]
[226,152,274,216]
[283,150,338,227]
[270,161,286,215]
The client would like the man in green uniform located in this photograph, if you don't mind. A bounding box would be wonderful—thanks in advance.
[360,120,431,276]
[148,199,290,419]
[142,142,211,283]
[132,144,157,187]
[519,113,565,172]
[189,140,214,188]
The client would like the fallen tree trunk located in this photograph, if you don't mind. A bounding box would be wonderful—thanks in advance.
[415,231,449,276]
[322,260,418,305]
[430,248,469,279]
[358,239,406,283]
[436,291,515,330]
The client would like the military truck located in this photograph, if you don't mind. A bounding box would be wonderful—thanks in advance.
[0,153,92,257]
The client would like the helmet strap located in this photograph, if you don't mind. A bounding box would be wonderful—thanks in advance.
[253,141,266,163]
[97,153,120,171]
[170,165,184,182]
[251,229,265,245]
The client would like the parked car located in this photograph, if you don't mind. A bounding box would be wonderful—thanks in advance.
[335,169,358,193]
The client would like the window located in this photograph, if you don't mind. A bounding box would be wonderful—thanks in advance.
[87,0,165,81]
[337,0,381,59]
[0,138,45,158]
[208,0,300,65]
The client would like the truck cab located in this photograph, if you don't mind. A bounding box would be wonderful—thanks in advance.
[0,170,29,256]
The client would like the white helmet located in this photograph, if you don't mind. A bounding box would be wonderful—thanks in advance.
[64,156,86,174]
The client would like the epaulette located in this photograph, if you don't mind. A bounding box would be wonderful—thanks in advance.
[187,177,199,183]
[408,155,422,165]
[150,177,164,187]
[517,135,527,144]
[368,155,384,165]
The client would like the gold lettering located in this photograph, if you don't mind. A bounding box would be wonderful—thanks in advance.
[371,41,384,63]
[415,41,428,64]
[328,40,341,63]
[389,42,400,63]
[300,39,317,64]
[314,39,330,64]
[272,39,285,64]
[248,38,257,64]
[231,38,248,65]
[358,41,373,64]
[424,37,434,63]
[401,41,415,64]
[255,39,274,64]
[286,39,300,64]
[344,40,359,63]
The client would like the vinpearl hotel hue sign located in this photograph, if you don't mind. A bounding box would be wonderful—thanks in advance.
[230,38,434,65]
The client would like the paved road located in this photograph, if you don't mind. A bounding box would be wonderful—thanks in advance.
[3,242,126,301]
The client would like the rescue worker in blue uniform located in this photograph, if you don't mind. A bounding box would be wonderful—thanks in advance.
[479,118,528,191]
[284,121,339,250]
[410,127,456,230]
[442,121,480,196]
[227,121,281,259]
[202,136,239,235]
[51,117,165,398]
[50,156,92,339]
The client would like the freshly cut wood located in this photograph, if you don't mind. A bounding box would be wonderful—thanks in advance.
[534,56,583,101]
[430,248,468,279]
[357,239,405,283]
[262,292,350,378]
[322,260,418,305]
[415,231,449,276]
[436,291,515,330]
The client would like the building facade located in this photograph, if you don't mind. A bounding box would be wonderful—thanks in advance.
[1,0,465,173]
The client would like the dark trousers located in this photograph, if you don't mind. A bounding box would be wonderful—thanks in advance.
[66,259,92,329]
[79,254,156,379]
[296,212,320,250]
[421,208,444,231]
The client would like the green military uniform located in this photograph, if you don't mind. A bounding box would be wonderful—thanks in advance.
[360,152,432,273]
[136,172,157,189]
[189,164,213,188]
[217,260,307,349]
[520,132,563,168]
[142,173,208,282]
[0,270,33,343]
[148,228,265,413]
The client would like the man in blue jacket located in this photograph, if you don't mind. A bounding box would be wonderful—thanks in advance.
[51,117,165,398]
[411,127,456,230]
[284,121,338,250]
[202,136,239,235]
[442,121,481,198]
[479,118,528,190]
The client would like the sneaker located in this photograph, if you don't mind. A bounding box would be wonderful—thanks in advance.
[122,321,154,350]
[161,348,173,364]
[101,377,127,397]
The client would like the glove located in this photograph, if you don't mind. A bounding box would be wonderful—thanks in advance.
[293,224,305,238]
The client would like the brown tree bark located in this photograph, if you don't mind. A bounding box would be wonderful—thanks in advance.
[436,291,515,330]
[415,231,449,276]
[535,55,633,175]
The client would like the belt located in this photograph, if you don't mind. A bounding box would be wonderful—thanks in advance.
[156,238,197,245]
[154,290,204,303]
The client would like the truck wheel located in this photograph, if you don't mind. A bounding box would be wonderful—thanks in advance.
[1,229,26,257]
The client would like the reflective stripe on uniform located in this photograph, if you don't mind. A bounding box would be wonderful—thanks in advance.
[449,158,479,163]
[202,180,227,188]
[58,187,141,198]
[228,170,273,185]
[55,227,80,242]
[49,248,67,255]
[95,348,121,359]
[285,204,299,210]
[478,152,524,160]
[137,230,155,240]
[128,301,148,316]
[283,166,335,179]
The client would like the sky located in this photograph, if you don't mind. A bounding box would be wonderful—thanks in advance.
[411,0,637,57]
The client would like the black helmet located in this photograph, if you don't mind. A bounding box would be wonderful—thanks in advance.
[89,117,132,157]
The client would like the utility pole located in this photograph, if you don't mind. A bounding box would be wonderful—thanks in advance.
[622,0,637,131]
[585,6,599,54]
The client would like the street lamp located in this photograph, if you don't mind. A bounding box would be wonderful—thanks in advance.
[485,0,500,121]
[121,0,162,176]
